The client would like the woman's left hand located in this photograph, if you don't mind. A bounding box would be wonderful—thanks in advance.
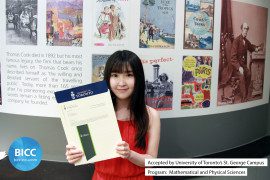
[116,141,131,159]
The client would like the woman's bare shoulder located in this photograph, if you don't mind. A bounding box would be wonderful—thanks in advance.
[146,106,160,124]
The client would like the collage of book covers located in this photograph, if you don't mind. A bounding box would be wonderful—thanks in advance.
[0,0,269,118]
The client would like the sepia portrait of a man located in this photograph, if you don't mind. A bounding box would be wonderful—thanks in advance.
[218,0,267,105]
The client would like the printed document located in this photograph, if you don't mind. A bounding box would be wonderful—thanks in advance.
[55,81,122,165]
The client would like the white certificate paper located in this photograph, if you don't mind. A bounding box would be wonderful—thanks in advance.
[55,81,122,165]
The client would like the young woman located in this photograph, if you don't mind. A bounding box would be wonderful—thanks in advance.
[66,50,160,179]
[156,73,173,108]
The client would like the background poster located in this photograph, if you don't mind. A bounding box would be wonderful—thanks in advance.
[142,55,175,111]
[217,0,268,106]
[181,56,212,109]
[184,0,214,49]
[139,0,176,49]
[0,0,269,118]
[92,54,110,83]
[46,0,83,46]
[93,0,129,47]
[6,0,38,45]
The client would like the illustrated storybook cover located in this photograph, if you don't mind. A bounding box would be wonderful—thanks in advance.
[181,56,212,109]
[139,0,176,49]
[184,0,214,49]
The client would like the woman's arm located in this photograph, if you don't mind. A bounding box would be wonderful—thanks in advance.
[116,107,160,167]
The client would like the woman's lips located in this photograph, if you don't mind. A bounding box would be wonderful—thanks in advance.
[117,89,128,92]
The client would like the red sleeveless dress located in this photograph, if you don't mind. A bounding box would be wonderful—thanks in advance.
[93,120,153,180]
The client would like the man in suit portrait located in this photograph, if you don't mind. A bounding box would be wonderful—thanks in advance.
[230,22,263,102]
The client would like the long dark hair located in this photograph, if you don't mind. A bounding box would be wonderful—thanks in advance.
[104,50,149,150]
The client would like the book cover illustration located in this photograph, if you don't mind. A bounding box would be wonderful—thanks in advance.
[181,56,212,109]
[139,0,176,49]
[142,56,174,111]
[184,0,214,49]
[46,0,83,46]
[92,54,110,83]
[93,0,129,47]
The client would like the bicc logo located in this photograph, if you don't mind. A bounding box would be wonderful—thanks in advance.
[8,137,42,171]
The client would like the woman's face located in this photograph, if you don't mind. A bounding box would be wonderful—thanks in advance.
[104,7,110,14]
[160,75,166,82]
[109,65,135,101]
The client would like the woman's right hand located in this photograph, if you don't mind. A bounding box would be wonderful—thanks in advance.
[65,144,84,164]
